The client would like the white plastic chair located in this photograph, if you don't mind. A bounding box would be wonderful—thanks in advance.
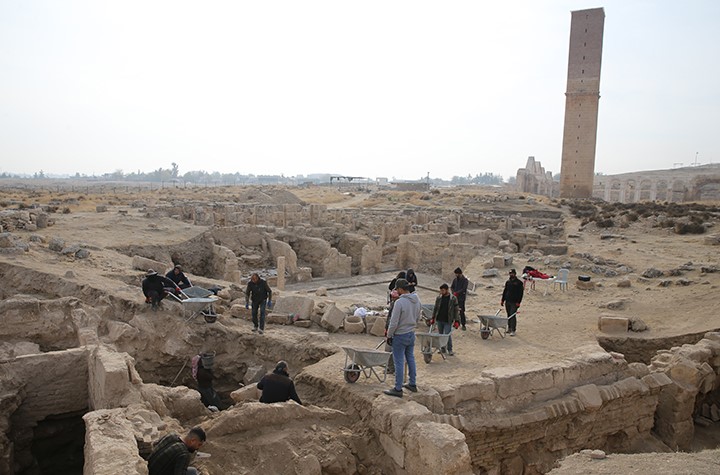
[554,269,569,291]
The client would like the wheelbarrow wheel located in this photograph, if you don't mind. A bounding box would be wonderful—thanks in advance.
[344,364,361,383]
[423,352,432,364]
[481,328,491,340]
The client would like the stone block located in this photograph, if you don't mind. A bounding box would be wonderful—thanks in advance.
[492,256,504,268]
[48,237,65,251]
[598,316,628,333]
[294,320,312,328]
[404,421,474,475]
[365,314,378,330]
[617,278,631,287]
[379,432,405,468]
[320,303,346,333]
[273,295,315,320]
[131,255,168,273]
[343,316,365,334]
[230,383,259,403]
[572,384,602,410]
[96,205,108,212]
[230,304,251,319]
[576,280,595,290]
[370,316,387,337]
[455,378,496,404]
[266,313,291,325]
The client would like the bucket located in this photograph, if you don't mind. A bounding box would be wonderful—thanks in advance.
[200,351,215,369]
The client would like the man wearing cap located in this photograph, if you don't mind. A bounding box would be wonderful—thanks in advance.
[500,269,524,336]
[430,283,460,355]
[384,278,422,398]
[142,270,180,310]
[451,267,469,330]
[166,264,192,289]
[257,361,302,405]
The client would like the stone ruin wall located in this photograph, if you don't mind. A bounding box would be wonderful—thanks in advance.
[135,202,567,283]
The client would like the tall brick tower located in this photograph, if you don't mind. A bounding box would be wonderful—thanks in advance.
[559,8,605,198]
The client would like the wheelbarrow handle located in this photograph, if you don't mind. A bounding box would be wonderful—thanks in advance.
[375,339,386,350]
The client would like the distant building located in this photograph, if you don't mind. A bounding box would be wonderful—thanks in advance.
[376,177,389,186]
[593,164,720,203]
[392,181,430,192]
[516,156,559,198]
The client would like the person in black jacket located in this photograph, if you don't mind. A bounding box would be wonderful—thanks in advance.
[195,359,225,410]
[245,273,273,334]
[142,270,179,310]
[257,361,301,405]
[405,269,418,293]
[451,267,469,330]
[165,265,192,289]
[500,269,524,336]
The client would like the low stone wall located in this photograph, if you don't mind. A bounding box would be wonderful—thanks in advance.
[83,409,148,475]
[461,374,670,473]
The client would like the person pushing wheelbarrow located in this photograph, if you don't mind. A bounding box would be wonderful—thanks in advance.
[500,268,524,336]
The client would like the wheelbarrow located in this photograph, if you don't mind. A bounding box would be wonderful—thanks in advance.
[478,310,518,339]
[415,325,451,363]
[341,342,391,383]
[166,286,220,323]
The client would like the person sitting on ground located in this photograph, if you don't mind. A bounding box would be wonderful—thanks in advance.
[166,264,192,289]
[192,355,225,411]
[147,426,206,475]
[405,268,418,293]
[245,273,273,335]
[142,269,180,310]
[257,361,302,405]
[430,283,460,355]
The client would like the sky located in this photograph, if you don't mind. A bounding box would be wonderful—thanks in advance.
[1,0,718,181]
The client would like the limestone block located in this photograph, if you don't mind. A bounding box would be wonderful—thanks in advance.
[572,384,602,410]
[482,268,499,278]
[598,316,628,333]
[230,383,259,403]
[96,205,108,212]
[343,316,365,334]
[106,321,139,343]
[641,372,672,390]
[35,213,48,228]
[408,388,444,414]
[0,232,15,248]
[294,319,312,328]
[669,359,703,388]
[403,421,474,475]
[48,236,65,251]
[83,409,149,475]
[487,367,554,400]
[266,313,291,325]
[379,432,405,468]
[492,256,504,268]
[321,304,346,332]
[315,286,328,296]
[455,378,496,404]
[617,278,631,287]
[230,304,251,319]
[131,255,168,273]
[273,295,315,320]
[576,280,595,290]
[370,316,387,337]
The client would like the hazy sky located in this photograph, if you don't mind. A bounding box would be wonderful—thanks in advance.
[1,1,718,180]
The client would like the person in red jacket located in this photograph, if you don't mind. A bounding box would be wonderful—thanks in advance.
[501,269,524,336]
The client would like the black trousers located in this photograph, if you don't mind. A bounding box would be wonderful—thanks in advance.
[457,294,467,326]
[505,301,519,332]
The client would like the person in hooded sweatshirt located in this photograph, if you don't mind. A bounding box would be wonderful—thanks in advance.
[383,278,422,398]
[405,269,418,293]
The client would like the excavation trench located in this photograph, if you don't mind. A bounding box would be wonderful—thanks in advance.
[1,265,720,474]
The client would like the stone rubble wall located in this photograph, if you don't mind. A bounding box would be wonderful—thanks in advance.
[647,331,720,450]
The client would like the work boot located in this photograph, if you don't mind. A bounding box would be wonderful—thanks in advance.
[258,329,264,335]
[403,383,418,393]
[461,324,467,331]
[383,388,403,398]
[251,327,258,332]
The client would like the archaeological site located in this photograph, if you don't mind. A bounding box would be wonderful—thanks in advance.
[1,180,720,475]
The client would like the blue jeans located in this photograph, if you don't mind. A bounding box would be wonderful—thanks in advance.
[436,321,453,352]
[252,301,267,330]
[391,332,416,390]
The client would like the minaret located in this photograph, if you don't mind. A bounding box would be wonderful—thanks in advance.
[559,8,605,198]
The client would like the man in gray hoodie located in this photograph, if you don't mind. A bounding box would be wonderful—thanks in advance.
[384,278,422,397]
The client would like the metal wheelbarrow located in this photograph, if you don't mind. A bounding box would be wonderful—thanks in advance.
[166,286,220,323]
[341,344,391,384]
[415,326,451,363]
[478,310,518,339]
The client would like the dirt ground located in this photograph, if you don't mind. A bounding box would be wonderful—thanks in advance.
[2,184,720,472]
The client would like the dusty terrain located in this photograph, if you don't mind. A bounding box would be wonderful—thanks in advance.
[1,182,720,474]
